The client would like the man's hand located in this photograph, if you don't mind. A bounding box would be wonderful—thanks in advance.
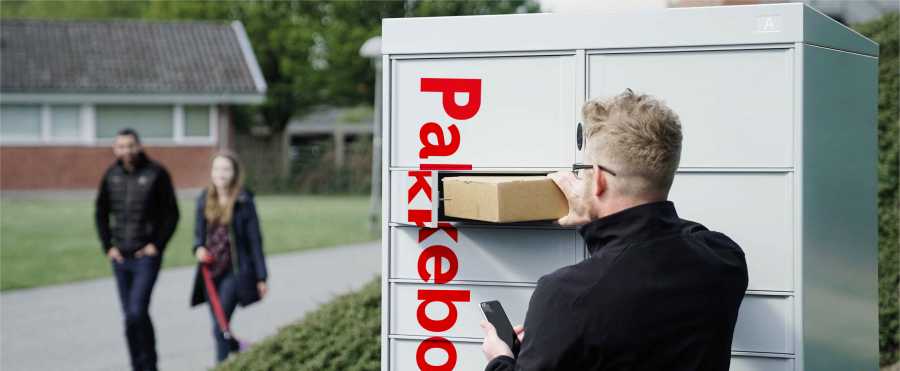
[107,247,124,263]
[257,281,268,299]
[548,171,592,226]
[195,246,212,264]
[135,243,158,258]
[480,320,514,361]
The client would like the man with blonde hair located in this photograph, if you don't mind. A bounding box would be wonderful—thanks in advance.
[480,90,748,370]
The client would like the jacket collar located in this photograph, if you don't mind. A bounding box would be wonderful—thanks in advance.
[117,151,149,172]
[578,201,681,256]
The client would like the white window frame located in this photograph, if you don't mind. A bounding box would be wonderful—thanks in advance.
[40,104,52,141]
[1,102,219,146]
[82,104,96,145]
[173,104,185,142]
[178,104,217,145]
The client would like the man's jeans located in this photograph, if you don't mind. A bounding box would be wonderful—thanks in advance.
[206,271,239,363]
[112,255,161,371]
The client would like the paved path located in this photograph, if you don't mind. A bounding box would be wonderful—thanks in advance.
[1,241,381,371]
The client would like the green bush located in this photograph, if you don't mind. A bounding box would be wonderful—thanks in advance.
[290,137,373,194]
[217,278,381,371]
[855,11,899,367]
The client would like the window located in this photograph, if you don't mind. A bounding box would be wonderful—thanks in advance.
[50,105,81,139]
[0,104,41,140]
[0,103,216,144]
[184,106,211,137]
[96,105,173,139]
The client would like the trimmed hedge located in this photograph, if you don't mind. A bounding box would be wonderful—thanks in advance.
[216,278,381,371]
[854,12,899,367]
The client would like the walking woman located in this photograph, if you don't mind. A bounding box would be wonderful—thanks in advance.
[190,152,268,363]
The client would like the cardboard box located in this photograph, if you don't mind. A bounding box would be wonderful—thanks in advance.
[442,176,569,223]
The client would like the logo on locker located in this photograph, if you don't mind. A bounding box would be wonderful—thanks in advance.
[407,77,481,370]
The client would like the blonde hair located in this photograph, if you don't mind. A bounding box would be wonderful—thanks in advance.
[204,151,244,226]
[582,89,682,197]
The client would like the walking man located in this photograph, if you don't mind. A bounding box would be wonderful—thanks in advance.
[95,128,179,371]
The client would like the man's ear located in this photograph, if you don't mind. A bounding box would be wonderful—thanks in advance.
[593,164,607,199]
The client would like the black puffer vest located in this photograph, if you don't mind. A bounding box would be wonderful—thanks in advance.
[104,154,162,254]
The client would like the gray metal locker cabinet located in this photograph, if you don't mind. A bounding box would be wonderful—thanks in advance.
[380,3,879,370]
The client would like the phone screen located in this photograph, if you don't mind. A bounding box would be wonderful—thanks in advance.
[481,300,520,357]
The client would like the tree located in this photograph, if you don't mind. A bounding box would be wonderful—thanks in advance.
[141,0,539,189]
[1,0,148,19]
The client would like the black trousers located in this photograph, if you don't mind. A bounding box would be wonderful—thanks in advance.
[112,255,161,371]
[206,271,239,363]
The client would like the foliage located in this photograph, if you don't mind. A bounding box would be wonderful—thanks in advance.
[290,137,373,194]
[216,277,381,371]
[855,11,899,367]
[0,0,149,19]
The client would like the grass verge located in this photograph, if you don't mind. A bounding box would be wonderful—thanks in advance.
[0,195,376,291]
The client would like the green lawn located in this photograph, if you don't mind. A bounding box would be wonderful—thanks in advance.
[0,195,377,291]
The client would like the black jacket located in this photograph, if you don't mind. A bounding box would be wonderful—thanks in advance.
[487,201,748,371]
[95,152,179,257]
[190,188,268,307]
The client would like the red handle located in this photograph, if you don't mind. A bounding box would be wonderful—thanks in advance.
[201,264,230,334]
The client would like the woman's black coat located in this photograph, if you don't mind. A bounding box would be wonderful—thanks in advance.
[190,189,268,307]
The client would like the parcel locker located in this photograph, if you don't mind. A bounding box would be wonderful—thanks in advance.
[382,3,879,370]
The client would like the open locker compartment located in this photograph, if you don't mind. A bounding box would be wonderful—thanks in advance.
[396,169,571,228]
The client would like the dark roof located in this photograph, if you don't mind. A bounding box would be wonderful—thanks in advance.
[0,19,265,94]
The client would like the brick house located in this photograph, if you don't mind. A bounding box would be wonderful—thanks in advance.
[0,19,266,190]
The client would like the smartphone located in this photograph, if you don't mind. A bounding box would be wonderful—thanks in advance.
[480,300,521,357]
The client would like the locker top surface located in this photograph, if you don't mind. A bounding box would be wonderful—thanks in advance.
[382,3,877,57]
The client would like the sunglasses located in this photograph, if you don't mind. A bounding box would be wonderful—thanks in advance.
[571,163,618,177]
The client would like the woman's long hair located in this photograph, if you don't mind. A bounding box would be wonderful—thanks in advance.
[204,151,244,226]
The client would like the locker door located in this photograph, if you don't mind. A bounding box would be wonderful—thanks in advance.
[730,356,794,371]
[390,341,796,371]
[390,226,579,283]
[669,172,794,292]
[390,339,484,371]
[586,48,794,168]
[390,283,533,339]
[391,55,576,168]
